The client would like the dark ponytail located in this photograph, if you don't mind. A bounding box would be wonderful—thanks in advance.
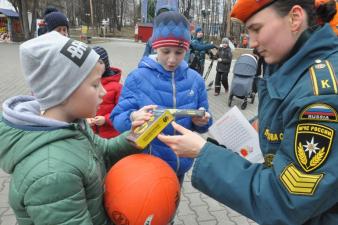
[315,0,337,24]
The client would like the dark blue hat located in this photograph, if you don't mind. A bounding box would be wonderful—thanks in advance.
[45,11,69,32]
[151,11,191,50]
[44,6,58,17]
[195,27,202,33]
[92,46,115,77]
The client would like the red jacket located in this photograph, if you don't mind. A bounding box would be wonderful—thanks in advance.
[92,67,122,138]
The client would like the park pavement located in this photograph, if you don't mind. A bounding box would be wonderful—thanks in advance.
[0,39,258,225]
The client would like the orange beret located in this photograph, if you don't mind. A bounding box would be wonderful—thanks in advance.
[230,0,274,23]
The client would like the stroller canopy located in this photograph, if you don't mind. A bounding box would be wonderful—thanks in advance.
[233,54,258,76]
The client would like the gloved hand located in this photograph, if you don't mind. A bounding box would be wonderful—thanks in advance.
[218,58,222,62]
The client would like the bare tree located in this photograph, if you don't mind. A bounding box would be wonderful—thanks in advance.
[9,0,30,39]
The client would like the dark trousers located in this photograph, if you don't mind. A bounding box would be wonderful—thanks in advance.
[215,71,229,93]
[196,64,204,76]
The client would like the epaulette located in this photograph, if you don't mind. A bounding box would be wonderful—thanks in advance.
[309,59,338,96]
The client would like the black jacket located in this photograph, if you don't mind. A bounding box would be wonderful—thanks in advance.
[216,46,232,73]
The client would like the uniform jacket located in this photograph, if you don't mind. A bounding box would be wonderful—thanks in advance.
[191,25,338,225]
[92,67,122,139]
[0,95,139,225]
[216,46,232,73]
[111,56,212,176]
[190,38,215,66]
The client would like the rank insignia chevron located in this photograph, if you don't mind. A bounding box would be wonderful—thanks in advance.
[280,164,323,195]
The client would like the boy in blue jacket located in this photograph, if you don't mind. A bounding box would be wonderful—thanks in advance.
[111,11,212,184]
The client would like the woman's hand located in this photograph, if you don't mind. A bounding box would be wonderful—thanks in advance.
[192,108,211,127]
[158,122,207,158]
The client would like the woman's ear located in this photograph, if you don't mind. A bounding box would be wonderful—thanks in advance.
[288,5,306,33]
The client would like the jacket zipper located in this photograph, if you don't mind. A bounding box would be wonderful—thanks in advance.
[171,72,180,173]
[76,123,104,180]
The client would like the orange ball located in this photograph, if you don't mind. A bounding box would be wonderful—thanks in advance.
[104,154,180,225]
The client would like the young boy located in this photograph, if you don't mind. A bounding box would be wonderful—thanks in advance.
[111,11,212,184]
[87,46,122,138]
[45,11,69,37]
[0,31,146,225]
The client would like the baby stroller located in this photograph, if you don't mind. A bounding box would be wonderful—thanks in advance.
[228,54,258,110]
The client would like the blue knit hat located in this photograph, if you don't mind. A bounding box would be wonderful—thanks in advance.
[92,46,116,77]
[44,6,58,17]
[151,11,191,51]
[195,27,202,33]
[45,11,69,32]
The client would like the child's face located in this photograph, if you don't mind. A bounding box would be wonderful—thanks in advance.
[62,61,106,121]
[55,26,68,37]
[156,47,186,71]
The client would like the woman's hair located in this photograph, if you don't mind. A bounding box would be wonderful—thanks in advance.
[271,0,317,27]
[270,0,336,27]
[315,0,337,24]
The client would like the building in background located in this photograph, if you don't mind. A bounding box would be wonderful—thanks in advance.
[0,0,21,42]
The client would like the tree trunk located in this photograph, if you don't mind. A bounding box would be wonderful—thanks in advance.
[30,0,38,37]
[20,0,30,39]
[183,0,192,20]
[118,0,124,30]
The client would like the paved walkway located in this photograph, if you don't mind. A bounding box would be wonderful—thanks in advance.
[0,41,258,225]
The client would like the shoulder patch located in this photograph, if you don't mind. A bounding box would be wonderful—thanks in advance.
[280,164,323,196]
[294,123,334,172]
[299,103,338,122]
[309,60,337,96]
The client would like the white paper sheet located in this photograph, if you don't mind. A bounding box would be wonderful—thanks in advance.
[209,106,264,163]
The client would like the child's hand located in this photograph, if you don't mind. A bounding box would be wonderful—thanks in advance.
[192,108,211,127]
[131,105,157,122]
[94,116,105,126]
[86,118,95,126]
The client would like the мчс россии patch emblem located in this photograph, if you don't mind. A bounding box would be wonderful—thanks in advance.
[295,123,334,172]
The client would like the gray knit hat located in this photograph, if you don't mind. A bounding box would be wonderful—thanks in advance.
[20,31,99,111]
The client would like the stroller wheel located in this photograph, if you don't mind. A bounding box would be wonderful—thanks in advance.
[228,95,233,107]
[241,101,247,110]
[251,93,255,104]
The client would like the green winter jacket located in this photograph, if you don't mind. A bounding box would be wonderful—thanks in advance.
[0,96,140,225]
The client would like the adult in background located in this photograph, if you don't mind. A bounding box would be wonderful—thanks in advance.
[190,27,216,75]
[214,37,232,96]
[158,0,338,224]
